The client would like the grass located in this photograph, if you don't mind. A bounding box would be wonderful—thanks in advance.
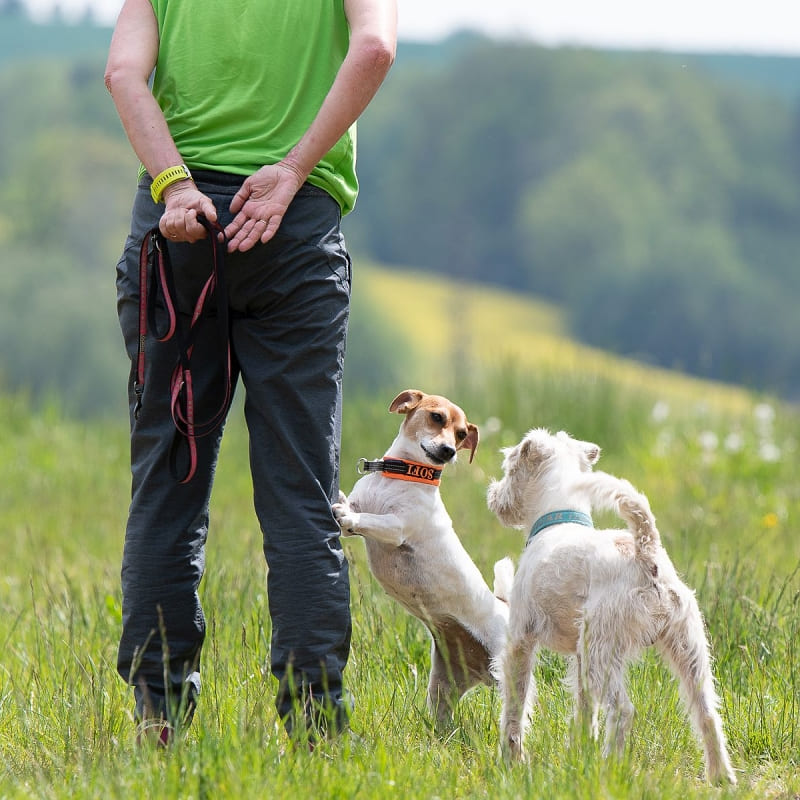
[1,290,800,796]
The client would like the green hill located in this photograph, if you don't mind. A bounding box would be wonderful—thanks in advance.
[350,262,757,415]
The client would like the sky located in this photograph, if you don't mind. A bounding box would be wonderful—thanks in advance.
[22,0,800,56]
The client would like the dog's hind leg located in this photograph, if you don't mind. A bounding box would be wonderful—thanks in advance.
[600,672,634,757]
[499,635,538,761]
[578,619,634,756]
[427,629,488,727]
[567,653,596,747]
[426,641,460,726]
[655,600,736,784]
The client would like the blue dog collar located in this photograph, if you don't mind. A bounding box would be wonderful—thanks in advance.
[527,510,593,546]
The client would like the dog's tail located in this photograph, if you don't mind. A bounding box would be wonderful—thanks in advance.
[493,556,515,603]
[576,470,661,561]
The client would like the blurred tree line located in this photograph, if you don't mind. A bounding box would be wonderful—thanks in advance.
[1,23,799,416]
[347,38,800,398]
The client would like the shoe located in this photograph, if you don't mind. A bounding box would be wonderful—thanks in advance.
[136,718,174,747]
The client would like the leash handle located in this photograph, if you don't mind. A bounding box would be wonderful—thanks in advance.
[135,215,234,483]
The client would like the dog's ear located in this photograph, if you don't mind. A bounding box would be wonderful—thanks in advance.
[460,422,479,463]
[520,430,551,464]
[500,436,537,471]
[557,430,601,467]
[582,441,601,465]
[389,389,425,415]
[487,475,527,527]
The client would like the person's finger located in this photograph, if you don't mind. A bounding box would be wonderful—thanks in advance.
[229,181,251,214]
[260,215,282,244]
[223,211,246,241]
[225,223,250,253]
[200,199,218,223]
[183,210,212,242]
[159,216,179,239]
[235,227,260,253]
[225,207,283,251]
[229,221,264,253]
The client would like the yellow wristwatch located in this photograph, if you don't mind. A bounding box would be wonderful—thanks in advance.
[150,164,194,204]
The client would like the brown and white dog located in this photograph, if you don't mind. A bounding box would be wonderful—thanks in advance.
[333,389,513,723]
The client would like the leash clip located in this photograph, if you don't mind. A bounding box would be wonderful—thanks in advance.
[133,382,144,419]
[356,458,368,475]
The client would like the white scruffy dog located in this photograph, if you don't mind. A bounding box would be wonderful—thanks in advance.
[333,389,514,723]
[487,429,736,784]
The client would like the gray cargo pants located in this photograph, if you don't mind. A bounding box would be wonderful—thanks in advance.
[115,170,352,732]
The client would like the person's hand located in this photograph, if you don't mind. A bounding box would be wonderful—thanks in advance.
[224,161,305,253]
[159,182,218,243]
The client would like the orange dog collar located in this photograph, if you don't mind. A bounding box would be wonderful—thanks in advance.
[357,457,442,486]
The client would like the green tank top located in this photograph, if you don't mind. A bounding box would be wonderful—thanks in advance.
[148,0,357,214]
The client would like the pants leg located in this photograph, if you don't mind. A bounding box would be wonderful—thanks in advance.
[226,184,353,731]
[115,180,238,723]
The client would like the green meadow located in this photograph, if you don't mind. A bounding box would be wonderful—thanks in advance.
[1,265,798,798]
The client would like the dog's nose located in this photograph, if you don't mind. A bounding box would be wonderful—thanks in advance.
[438,444,456,462]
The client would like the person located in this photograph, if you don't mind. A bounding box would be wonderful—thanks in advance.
[104,0,396,743]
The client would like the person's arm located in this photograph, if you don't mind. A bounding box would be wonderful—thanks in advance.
[104,0,217,242]
[224,0,397,253]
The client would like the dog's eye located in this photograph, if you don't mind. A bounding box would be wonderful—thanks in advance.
[430,412,444,425]
[455,430,467,442]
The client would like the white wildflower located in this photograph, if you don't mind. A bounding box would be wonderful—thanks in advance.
[651,401,670,423]
[724,432,744,453]
[758,441,781,463]
[698,431,719,452]
[483,416,502,435]
[753,403,775,430]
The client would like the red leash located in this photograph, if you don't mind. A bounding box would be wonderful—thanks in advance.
[134,216,233,483]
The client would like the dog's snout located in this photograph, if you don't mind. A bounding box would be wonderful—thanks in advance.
[421,440,457,464]
[439,444,457,462]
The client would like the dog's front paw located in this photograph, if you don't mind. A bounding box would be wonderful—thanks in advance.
[332,500,360,537]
